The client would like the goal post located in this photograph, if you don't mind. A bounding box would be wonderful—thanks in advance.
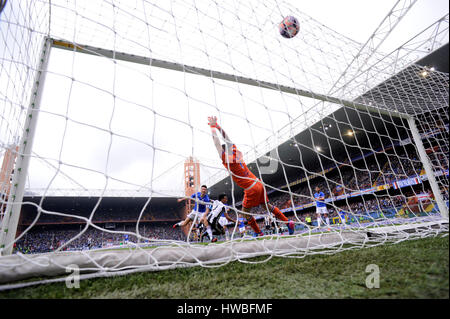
[407,116,448,219]
[0,37,52,256]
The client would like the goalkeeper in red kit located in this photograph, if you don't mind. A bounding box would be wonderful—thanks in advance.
[208,116,295,236]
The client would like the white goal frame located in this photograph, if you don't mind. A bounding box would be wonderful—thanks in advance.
[0,35,448,258]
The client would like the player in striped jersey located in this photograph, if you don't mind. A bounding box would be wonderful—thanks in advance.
[208,116,295,236]
[202,193,235,242]
[217,200,235,241]
[264,213,278,235]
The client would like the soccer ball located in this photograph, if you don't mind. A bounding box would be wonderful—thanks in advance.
[279,16,300,39]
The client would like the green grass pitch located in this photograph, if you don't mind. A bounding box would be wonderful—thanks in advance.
[0,235,448,299]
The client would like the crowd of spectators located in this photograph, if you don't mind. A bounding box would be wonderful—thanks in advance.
[11,142,448,254]
[248,145,447,221]
[19,207,177,225]
[14,223,186,254]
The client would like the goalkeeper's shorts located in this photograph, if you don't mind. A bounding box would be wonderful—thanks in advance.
[242,180,269,209]
[316,206,328,215]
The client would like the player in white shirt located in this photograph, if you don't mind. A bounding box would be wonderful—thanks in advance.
[264,213,278,235]
[202,194,235,242]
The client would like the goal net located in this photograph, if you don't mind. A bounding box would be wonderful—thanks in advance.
[0,0,448,289]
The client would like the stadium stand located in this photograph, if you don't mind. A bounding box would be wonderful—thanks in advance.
[13,136,447,253]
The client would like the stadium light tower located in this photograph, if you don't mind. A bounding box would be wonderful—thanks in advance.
[0,145,18,223]
[183,157,200,234]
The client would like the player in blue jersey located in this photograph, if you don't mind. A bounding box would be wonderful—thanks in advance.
[173,185,211,232]
[314,186,330,229]
[237,216,247,237]
[338,209,347,227]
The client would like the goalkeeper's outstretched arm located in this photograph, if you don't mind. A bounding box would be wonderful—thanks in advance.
[208,116,234,156]
[210,127,223,156]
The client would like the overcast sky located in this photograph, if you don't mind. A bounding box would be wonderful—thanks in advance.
[2,0,448,197]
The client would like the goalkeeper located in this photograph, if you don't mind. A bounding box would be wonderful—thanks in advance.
[208,116,294,236]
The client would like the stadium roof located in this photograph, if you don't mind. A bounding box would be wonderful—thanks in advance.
[416,43,449,74]
[20,196,185,224]
[355,44,449,116]
[207,43,449,202]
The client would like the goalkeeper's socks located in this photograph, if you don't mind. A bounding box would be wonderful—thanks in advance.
[248,217,262,234]
[272,206,288,222]
[287,220,295,235]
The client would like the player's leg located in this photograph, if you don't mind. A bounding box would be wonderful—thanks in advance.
[173,211,195,228]
[241,207,263,236]
[242,182,287,236]
[256,181,294,235]
[208,216,219,242]
[316,209,322,228]
[272,222,278,234]
[240,186,264,236]
[200,213,214,242]
[340,213,347,226]
[198,223,208,242]
[219,217,230,240]
[200,229,206,242]
[224,225,230,240]
[173,217,187,228]
[209,217,221,242]
[319,208,330,231]
[263,202,294,235]
[265,221,271,234]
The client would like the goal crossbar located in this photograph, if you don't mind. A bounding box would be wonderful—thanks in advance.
[51,38,411,120]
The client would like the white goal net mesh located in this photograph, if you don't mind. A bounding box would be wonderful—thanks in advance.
[0,0,448,289]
